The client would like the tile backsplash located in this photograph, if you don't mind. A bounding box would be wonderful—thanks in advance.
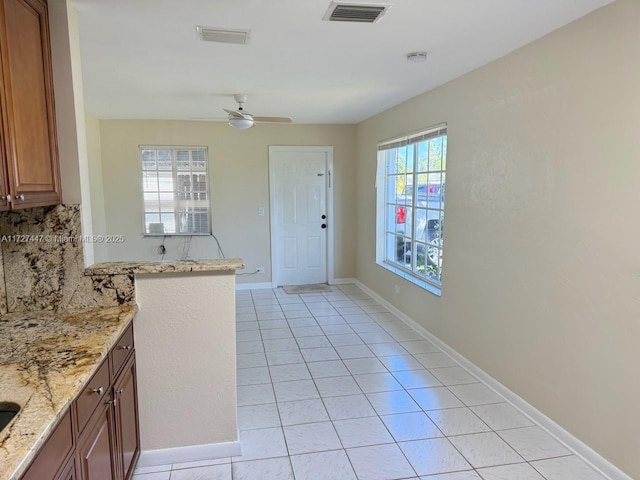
[0,204,134,313]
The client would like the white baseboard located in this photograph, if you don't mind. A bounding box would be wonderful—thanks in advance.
[352,279,631,480]
[137,440,241,468]
[238,279,357,290]
[235,282,275,291]
[330,277,358,285]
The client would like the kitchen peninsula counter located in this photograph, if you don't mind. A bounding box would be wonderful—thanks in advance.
[84,258,244,276]
[84,258,243,466]
[0,305,138,480]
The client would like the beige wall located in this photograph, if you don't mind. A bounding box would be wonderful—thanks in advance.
[49,0,81,205]
[96,121,357,283]
[356,1,639,477]
[85,114,107,262]
[49,0,95,264]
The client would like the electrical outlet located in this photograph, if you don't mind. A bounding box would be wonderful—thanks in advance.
[256,267,265,273]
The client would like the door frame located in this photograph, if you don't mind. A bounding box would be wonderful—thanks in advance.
[268,145,334,287]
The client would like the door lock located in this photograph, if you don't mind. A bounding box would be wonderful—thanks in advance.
[321,215,326,219]
[321,224,327,229]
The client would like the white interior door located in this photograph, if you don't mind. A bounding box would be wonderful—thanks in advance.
[269,146,332,286]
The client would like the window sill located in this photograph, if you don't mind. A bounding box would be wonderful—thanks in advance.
[376,261,442,297]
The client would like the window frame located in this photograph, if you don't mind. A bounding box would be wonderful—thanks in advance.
[375,124,447,296]
[139,145,212,237]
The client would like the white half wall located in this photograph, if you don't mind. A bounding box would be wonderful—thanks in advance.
[133,271,237,450]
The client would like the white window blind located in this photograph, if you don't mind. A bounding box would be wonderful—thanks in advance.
[140,146,211,236]
[378,124,447,151]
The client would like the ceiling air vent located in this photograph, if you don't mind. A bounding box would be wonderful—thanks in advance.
[323,2,391,23]
[196,26,250,45]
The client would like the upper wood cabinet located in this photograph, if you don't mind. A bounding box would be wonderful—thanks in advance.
[0,0,61,211]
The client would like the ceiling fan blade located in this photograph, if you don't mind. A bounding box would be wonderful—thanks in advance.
[223,108,252,119]
[252,116,292,123]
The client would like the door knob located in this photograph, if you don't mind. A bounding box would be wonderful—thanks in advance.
[321,224,327,229]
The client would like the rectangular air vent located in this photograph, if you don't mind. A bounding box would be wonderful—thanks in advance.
[196,26,250,45]
[323,2,391,23]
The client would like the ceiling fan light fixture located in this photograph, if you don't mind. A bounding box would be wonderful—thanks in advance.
[223,94,292,128]
[229,117,254,129]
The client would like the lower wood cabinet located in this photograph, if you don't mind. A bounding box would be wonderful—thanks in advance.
[20,410,73,480]
[77,395,117,480]
[58,458,78,480]
[78,354,140,480]
[113,356,140,480]
[76,356,140,480]
[20,323,139,480]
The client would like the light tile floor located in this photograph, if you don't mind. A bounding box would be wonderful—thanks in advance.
[133,284,608,480]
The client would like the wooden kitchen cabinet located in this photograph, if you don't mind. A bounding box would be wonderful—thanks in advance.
[0,0,62,211]
[77,399,117,480]
[77,340,140,480]
[20,410,74,480]
[75,360,111,437]
[20,322,140,480]
[112,355,140,480]
[58,458,78,480]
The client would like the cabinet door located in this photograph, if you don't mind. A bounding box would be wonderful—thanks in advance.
[0,0,61,208]
[20,410,74,480]
[77,401,117,480]
[0,117,8,210]
[57,458,77,480]
[113,355,140,480]
[0,162,8,210]
[0,26,9,212]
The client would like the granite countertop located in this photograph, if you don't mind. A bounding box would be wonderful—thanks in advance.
[0,305,138,480]
[84,258,244,276]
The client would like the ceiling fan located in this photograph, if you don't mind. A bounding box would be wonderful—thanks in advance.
[224,94,292,129]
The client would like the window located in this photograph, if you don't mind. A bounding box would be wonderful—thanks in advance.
[140,146,211,235]
[376,125,447,294]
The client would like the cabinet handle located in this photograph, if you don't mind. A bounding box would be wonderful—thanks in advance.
[106,399,118,407]
[2,194,11,202]
[119,345,132,350]
[117,388,124,395]
[92,386,105,395]
[15,194,24,201]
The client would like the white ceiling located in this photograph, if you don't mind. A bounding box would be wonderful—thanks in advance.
[72,0,613,125]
